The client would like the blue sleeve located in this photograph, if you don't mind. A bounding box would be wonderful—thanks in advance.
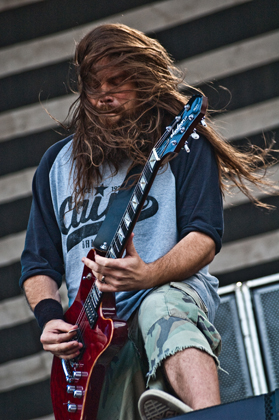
[170,134,223,254]
[19,140,69,289]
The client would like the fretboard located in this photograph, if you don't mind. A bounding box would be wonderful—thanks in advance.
[106,147,162,261]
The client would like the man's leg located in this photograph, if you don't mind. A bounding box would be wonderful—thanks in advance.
[164,347,221,410]
[138,282,222,416]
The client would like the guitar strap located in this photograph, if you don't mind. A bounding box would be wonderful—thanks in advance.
[93,164,143,253]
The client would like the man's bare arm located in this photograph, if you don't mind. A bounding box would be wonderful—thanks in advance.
[23,275,61,310]
[149,231,216,286]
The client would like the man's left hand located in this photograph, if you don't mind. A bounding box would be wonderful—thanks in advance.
[82,233,152,292]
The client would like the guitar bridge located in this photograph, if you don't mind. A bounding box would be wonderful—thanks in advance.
[61,357,88,383]
[62,359,74,383]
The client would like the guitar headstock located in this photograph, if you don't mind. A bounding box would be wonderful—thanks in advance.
[155,95,208,159]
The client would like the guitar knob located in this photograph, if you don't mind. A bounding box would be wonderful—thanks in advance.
[67,385,75,393]
[73,371,82,379]
[74,389,83,398]
[67,403,77,412]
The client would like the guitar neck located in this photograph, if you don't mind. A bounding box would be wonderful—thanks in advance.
[106,147,162,260]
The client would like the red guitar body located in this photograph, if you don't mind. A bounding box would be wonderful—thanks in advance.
[50,249,128,420]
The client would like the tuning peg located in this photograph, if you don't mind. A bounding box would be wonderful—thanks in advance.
[200,118,207,127]
[184,141,190,153]
[191,129,199,140]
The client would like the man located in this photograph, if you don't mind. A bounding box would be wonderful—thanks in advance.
[20,24,271,420]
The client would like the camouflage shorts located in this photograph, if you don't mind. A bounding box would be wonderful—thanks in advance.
[138,282,222,386]
[97,282,221,420]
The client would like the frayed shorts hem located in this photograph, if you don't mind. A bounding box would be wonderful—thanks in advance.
[146,344,220,387]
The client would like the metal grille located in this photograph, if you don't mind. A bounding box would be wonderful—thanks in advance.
[214,294,253,403]
[253,283,279,391]
[265,393,275,420]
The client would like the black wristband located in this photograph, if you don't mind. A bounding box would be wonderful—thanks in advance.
[34,298,64,330]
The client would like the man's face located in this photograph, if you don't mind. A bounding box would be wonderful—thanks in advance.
[88,64,137,125]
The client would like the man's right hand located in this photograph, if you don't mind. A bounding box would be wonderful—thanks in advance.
[40,319,83,359]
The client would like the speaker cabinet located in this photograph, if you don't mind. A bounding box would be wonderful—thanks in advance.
[253,282,279,391]
[214,292,253,403]
[214,275,279,404]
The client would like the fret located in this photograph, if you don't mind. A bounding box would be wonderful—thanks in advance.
[139,174,147,193]
[124,211,131,229]
[108,245,117,259]
[127,205,135,219]
[95,285,102,298]
[91,288,98,307]
[131,193,139,211]
[134,186,142,204]
[113,237,121,253]
[117,226,125,244]
[120,221,128,237]
[148,148,160,169]
[88,291,95,310]
[88,292,95,308]
[144,165,153,184]
[84,295,98,329]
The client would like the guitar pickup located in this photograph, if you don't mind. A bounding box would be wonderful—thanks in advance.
[71,328,85,363]
[67,327,86,363]
[84,292,100,328]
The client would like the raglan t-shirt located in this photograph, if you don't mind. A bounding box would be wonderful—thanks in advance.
[20,133,223,323]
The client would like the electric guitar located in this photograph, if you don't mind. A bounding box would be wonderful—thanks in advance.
[50,94,208,420]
